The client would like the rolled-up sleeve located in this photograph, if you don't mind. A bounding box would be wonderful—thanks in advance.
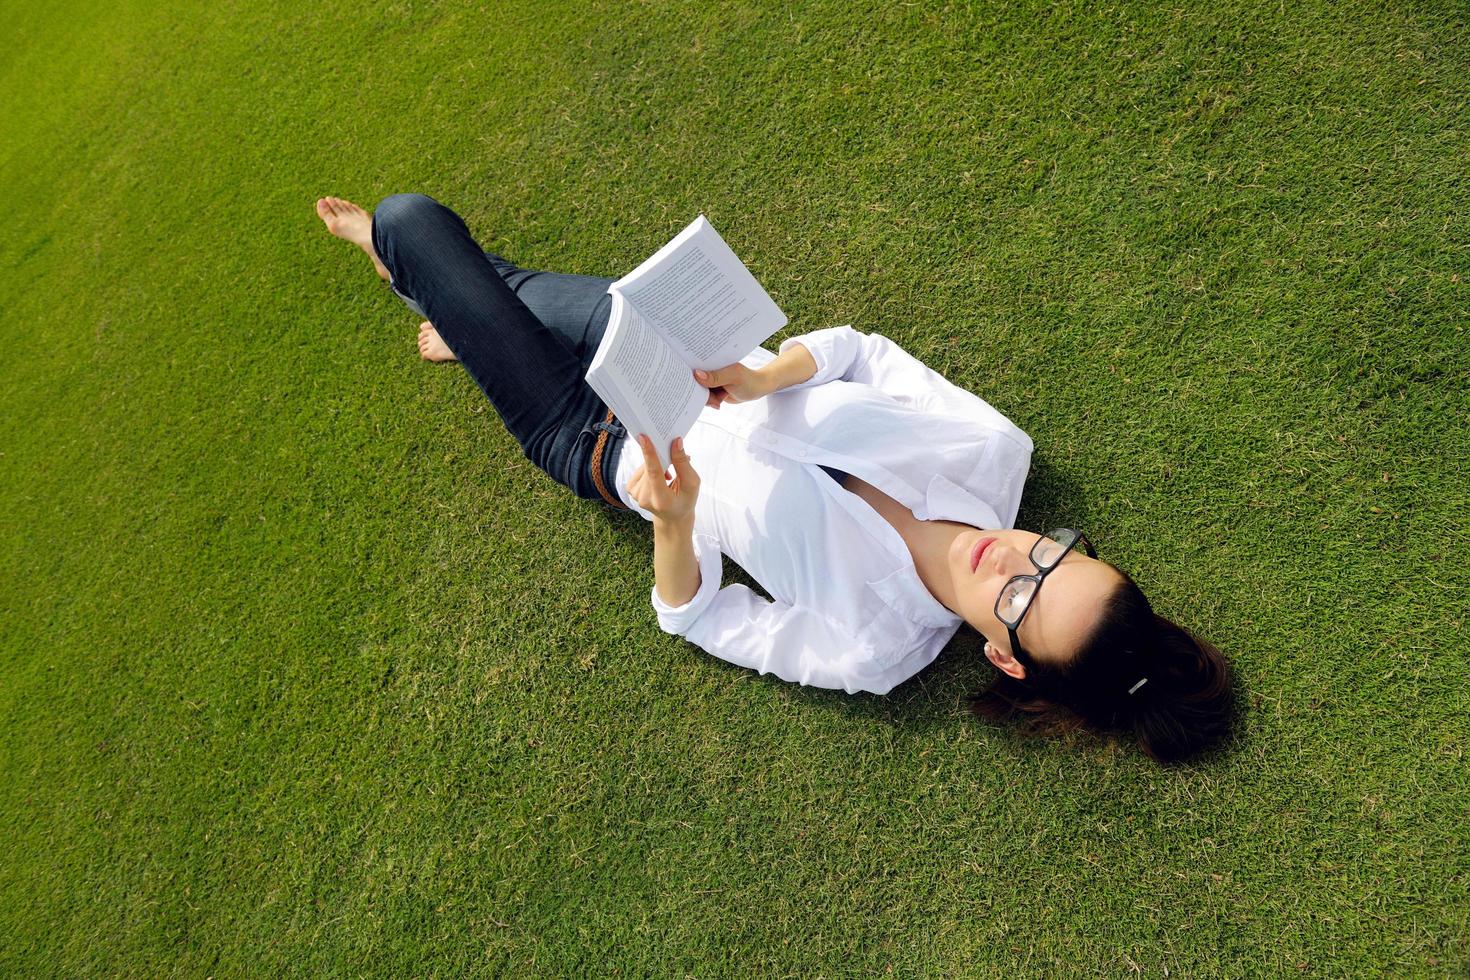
[777,325,863,390]
[687,588,895,695]
[780,325,1033,455]
[650,532,725,634]
[655,567,897,696]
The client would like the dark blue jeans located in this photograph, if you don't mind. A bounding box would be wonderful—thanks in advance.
[370,193,625,505]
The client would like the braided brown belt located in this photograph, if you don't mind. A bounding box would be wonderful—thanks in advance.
[590,408,627,509]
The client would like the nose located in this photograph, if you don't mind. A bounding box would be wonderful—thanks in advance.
[991,542,1031,576]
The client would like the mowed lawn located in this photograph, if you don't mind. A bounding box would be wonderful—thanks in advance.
[2,0,1465,974]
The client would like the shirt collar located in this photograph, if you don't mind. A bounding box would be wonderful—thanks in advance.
[918,473,1003,529]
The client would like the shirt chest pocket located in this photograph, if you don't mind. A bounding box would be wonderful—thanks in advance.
[858,596,931,670]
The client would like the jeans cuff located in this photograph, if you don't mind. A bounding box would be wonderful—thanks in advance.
[389,279,427,320]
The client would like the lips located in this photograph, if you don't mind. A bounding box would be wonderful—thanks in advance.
[970,536,996,573]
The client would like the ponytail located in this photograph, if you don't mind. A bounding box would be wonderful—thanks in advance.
[1128,614,1234,764]
[968,573,1237,765]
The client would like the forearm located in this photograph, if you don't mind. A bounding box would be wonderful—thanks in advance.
[755,342,818,395]
[652,516,701,607]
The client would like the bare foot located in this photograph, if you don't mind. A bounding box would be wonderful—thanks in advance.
[315,196,391,281]
[417,321,457,362]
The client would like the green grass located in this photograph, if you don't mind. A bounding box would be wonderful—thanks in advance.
[2,0,1466,974]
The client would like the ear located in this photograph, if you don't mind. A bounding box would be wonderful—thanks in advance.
[983,639,1027,681]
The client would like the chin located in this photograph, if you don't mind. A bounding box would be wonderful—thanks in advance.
[949,531,970,571]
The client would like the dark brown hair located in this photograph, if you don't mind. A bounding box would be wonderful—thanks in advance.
[968,572,1236,764]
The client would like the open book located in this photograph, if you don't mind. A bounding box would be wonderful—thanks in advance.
[585,215,787,472]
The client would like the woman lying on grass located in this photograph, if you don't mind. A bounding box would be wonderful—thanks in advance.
[316,193,1235,765]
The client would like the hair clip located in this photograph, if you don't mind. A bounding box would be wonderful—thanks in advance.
[1127,677,1148,695]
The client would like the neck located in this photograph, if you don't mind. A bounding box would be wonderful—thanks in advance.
[907,520,970,612]
[836,471,973,613]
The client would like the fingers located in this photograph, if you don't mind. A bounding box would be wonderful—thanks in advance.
[636,433,663,471]
[628,435,699,519]
[669,436,698,484]
[636,433,673,482]
[694,365,740,388]
[628,471,647,508]
[635,434,695,483]
[696,365,746,409]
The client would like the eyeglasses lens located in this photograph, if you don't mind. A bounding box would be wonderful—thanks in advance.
[997,577,1036,625]
[1031,529,1077,569]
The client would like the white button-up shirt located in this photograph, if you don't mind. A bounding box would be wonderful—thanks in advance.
[614,325,1033,695]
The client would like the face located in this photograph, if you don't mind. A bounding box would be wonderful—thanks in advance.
[946,529,1124,680]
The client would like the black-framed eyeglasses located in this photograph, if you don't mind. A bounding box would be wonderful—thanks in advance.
[995,528,1097,674]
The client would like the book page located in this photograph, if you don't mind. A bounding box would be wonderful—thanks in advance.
[612,215,787,370]
[585,295,706,472]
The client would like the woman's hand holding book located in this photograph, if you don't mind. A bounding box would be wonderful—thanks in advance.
[693,362,776,408]
[629,434,703,607]
[628,434,701,525]
[694,341,817,409]
[693,363,771,409]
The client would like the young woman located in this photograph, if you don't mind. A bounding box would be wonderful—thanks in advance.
[315,192,1235,765]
